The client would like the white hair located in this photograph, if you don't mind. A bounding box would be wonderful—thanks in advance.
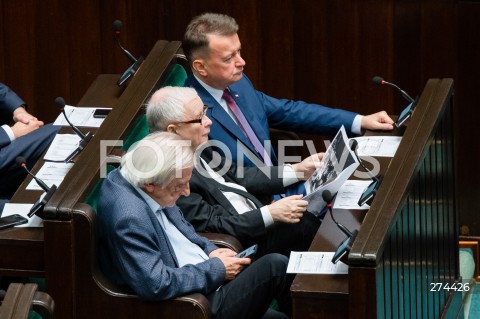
[121,132,194,188]
[146,86,199,132]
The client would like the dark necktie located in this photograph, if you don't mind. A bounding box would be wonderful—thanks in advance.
[222,89,273,166]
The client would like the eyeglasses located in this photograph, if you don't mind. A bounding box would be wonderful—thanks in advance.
[178,105,208,125]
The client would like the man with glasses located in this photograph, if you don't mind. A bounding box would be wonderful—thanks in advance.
[146,86,323,257]
[96,131,293,319]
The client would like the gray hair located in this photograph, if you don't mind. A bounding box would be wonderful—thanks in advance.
[121,132,194,188]
[182,12,239,63]
[146,86,198,132]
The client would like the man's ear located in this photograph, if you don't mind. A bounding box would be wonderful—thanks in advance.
[166,124,177,133]
[143,183,155,194]
[192,59,207,77]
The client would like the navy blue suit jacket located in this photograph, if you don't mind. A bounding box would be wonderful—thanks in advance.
[185,74,358,167]
[1,83,25,148]
[96,169,226,300]
[0,83,59,199]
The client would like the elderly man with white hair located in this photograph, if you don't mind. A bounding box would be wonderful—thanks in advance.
[146,86,324,258]
[96,131,293,319]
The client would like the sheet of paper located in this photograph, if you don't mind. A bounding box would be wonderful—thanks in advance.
[350,136,402,157]
[1,203,43,227]
[333,180,372,210]
[304,126,359,213]
[26,162,73,190]
[52,105,111,127]
[287,251,348,274]
[43,134,82,162]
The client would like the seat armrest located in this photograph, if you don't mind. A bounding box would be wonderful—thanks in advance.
[198,232,243,253]
[0,283,55,319]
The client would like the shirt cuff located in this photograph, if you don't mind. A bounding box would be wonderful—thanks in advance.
[351,115,363,135]
[1,125,15,142]
[282,164,299,187]
[260,206,274,228]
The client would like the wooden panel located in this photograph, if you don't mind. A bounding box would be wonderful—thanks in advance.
[0,0,479,236]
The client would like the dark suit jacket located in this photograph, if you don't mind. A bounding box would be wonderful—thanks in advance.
[1,83,25,147]
[97,169,225,301]
[185,74,358,167]
[0,83,59,199]
[176,148,286,243]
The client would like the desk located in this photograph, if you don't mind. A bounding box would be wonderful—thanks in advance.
[291,79,458,318]
[0,74,122,278]
[290,134,397,319]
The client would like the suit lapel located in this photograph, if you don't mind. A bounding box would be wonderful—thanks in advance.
[195,157,245,212]
[186,75,257,154]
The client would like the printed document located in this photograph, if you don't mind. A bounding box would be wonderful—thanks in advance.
[287,251,348,274]
[26,162,73,190]
[304,126,359,213]
[43,134,82,162]
[349,136,402,157]
[333,180,372,210]
[53,105,110,127]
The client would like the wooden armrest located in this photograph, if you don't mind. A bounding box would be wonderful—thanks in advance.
[198,232,243,253]
[0,283,55,319]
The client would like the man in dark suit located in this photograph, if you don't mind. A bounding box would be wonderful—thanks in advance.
[0,83,59,201]
[97,132,292,319]
[146,86,323,257]
[182,13,395,167]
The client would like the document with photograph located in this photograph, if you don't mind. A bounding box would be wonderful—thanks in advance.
[304,126,359,213]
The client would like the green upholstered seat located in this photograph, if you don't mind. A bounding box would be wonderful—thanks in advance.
[122,64,187,151]
[87,63,188,208]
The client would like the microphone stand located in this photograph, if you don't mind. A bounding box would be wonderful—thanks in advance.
[29,185,57,218]
[64,133,92,163]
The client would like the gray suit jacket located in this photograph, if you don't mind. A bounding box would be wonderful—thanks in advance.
[96,169,225,300]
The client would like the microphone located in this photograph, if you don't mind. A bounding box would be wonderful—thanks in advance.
[55,97,92,162]
[322,190,358,264]
[16,156,49,192]
[350,140,383,206]
[372,76,414,103]
[350,139,380,183]
[322,190,352,237]
[113,20,144,86]
[16,156,57,218]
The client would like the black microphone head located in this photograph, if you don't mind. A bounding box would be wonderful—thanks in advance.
[55,97,66,110]
[350,139,358,152]
[372,76,384,85]
[322,190,333,204]
[113,20,123,34]
[16,156,27,167]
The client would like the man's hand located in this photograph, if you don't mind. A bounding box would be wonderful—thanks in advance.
[210,249,251,280]
[11,120,44,138]
[361,111,394,131]
[267,194,307,223]
[291,153,324,180]
[13,107,38,124]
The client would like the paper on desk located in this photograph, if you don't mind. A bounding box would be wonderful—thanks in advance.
[26,162,73,190]
[43,134,82,162]
[333,180,372,210]
[287,251,348,274]
[350,136,402,157]
[1,203,43,227]
[52,105,111,127]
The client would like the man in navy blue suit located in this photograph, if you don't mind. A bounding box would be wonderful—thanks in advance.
[0,83,59,202]
[97,132,292,319]
[182,13,395,167]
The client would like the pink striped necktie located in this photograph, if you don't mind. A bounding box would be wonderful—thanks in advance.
[222,89,273,166]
